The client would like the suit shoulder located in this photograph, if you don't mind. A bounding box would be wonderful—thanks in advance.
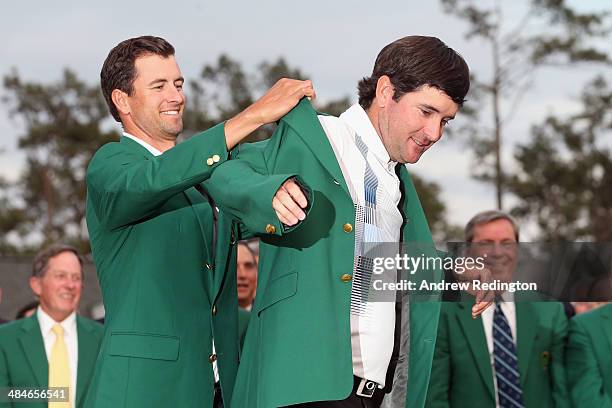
[77,316,104,336]
[88,140,142,170]
[571,304,609,329]
[0,319,28,344]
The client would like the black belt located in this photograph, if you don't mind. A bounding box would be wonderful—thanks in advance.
[353,376,385,404]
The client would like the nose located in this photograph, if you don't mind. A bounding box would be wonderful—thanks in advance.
[166,86,185,105]
[424,119,443,143]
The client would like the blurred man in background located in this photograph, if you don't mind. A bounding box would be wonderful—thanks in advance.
[426,211,568,408]
[566,302,612,407]
[237,242,258,311]
[0,244,103,408]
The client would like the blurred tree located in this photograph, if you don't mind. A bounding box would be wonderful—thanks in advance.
[1,68,117,253]
[509,76,611,241]
[412,174,463,242]
[441,0,610,210]
[184,54,352,141]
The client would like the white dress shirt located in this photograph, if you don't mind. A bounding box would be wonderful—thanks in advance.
[37,307,78,408]
[481,293,517,408]
[122,131,163,156]
[319,104,403,386]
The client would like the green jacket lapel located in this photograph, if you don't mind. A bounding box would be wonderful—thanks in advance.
[183,185,216,302]
[18,316,48,387]
[281,99,350,197]
[456,302,496,400]
[75,317,98,407]
[515,302,537,386]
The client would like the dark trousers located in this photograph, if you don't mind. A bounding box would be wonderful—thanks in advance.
[213,382,224,408]
[287,377,385,408]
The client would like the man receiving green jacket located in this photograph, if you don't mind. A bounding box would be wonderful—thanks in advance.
[85,36,313,408]
[208,36,487,408]
[566,303,612,407]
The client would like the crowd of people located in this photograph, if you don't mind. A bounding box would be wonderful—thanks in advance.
[0,34,609,408]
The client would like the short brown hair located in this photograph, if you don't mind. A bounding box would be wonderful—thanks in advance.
[358,36,470,109]
[32,244,83,278]
[100,36,175,122]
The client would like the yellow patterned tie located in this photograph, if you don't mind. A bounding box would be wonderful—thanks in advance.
[48,324,71,408]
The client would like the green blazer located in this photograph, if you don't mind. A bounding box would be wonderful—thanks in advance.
[425,300,569,408]
[84,124,292,408]
[237,309,250,351]
[566,303,612,407]
[207,99,442,408]
[0,314,103,408]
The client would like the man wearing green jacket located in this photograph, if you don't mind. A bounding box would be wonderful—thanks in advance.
[0,244,103,408]
[85,36,313,408]
[566,303,612,407]
[426,211,569,408]
[208,36,488,408]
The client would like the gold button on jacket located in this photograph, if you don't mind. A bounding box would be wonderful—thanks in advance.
[343,223,353,233]
[206,157,214,166]
[212,154,221,163]
[265,224,276,234]
[209,354,217,363]
[341,274,352,282]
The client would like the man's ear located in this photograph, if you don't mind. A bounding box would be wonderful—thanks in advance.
[111,89,131,117]
[29,276,42,297]
[374,75,394,108]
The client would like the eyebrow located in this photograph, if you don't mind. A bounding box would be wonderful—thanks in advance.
[420,104,455,120]
[147,77,185,87]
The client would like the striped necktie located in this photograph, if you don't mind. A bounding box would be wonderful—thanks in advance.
[493,302,524,408]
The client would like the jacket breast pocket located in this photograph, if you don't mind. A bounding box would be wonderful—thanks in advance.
[257,271,298,316]
[108,332,180,361]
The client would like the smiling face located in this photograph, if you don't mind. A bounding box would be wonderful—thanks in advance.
[470,218,518,282]
[113,54,185,148]
[30,251,83,322]
[368,80,459,164]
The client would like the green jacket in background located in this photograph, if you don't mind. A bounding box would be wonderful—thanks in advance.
[208,99,442,408]
[84,124,293,408]
[566,303,612,407]
[426,300,568,408]
[0,314,103,408]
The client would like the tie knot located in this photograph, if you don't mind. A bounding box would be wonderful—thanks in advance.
[52,323,64,337]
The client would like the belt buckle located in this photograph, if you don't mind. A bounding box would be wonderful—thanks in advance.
[356,378,378,398]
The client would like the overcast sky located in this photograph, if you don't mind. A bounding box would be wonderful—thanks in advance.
[1,0,610,237]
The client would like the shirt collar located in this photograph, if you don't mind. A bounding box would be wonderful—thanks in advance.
[339,103,398,172]
[122,131,162,157]
[37,306,77,337]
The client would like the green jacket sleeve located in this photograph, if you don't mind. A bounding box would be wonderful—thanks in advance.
[205,122,312,237]
[567,316,612,408]
[87,123,228,230]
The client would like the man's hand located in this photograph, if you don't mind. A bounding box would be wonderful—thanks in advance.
[272,178,308,226]
[224,79,315,150]
[454,266,495,318]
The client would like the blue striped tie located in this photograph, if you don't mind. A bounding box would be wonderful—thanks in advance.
[493,302,524,408]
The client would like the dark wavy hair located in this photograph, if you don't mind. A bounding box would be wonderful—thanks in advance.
[358,36,470,109]
[101,36,175,122]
